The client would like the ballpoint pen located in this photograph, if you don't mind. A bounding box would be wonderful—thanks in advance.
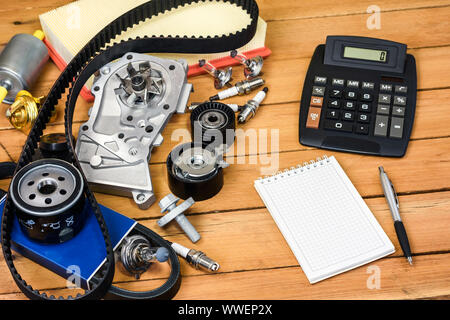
[379,166,413,265]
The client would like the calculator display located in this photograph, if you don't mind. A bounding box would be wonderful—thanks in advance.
[343,46,387,62]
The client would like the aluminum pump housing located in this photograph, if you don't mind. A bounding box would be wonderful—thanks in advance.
[76,52,192,209]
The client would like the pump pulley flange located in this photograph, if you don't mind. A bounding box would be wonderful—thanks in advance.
[190,102,236,150]
[167,143,227,201]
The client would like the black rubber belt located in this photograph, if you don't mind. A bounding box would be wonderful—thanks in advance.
[1,0,259,300]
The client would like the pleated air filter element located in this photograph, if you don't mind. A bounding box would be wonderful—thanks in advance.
[39,0,270,102]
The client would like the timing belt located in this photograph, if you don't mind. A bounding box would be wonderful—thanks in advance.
[1,0,259,300]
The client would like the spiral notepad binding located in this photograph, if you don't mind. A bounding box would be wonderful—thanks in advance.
[258,155,330,183]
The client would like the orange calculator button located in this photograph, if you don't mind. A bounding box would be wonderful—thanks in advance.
[306,107,322,129]
[310,96,323,107]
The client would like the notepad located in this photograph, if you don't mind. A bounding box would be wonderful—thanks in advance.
[254,156,394,284]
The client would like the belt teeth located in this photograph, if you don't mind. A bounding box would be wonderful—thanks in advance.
[3,0,260,300]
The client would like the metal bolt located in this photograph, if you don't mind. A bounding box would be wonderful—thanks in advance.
[157,194,200,243]
[128,147,138,156]
[198,59,232,89]
[101,67,111,75]
[230,50,264,79]
[90,155,102,168]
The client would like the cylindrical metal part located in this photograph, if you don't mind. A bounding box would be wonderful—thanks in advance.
[209,78,265,101]
[236,77,265,95]
[189,102,240,112]
[199,59,232,89]
[212,86,239,100]
[5,92,40,130]
[238,87,268,123]
[238,101,258,123]
[175,214,201,243]
[170,242,220,272]
[230,50,264,78]
[191,102,236,149]
[9,159,87,243]
[167,143,224,201]
[187,249,220,272]
[0,33,49,104]
[120,235,152,278]
[227,104,240,112]
[171,242,191,258]
[39,133,74,162]
[119,234,169,278]
[5,90,56,131]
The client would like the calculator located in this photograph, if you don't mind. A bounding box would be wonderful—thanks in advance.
[299,36,417,157]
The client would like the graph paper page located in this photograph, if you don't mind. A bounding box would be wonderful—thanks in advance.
[254,156,394,283]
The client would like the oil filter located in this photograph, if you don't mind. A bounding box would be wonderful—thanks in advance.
[10,159,87,243]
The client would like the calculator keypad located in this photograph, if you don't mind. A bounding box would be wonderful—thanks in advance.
[305,76,408,139]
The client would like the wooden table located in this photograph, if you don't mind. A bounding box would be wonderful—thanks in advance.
[0,0,449,300]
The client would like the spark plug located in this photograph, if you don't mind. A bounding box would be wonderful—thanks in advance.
[171,242,220,272]
[238,87,268,123]
[209,77,265,101]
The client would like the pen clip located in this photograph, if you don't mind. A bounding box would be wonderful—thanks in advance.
[389,179,400,209]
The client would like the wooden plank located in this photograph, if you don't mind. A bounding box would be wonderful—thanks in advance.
[1,253,448,300]
[2,0,448,18]
[0,136,449,220]
[150,191,450,274]
[0,191,448,297]
[0,122,85,162]
[0,63,449,165]
[1,1,450,45]
[1,2,449,103]
[0,141,13,162]
[0,0,68,13]
[1,9,450,132]
[116,87,450,156]
[85,137,450,219]
[266,6,450,61]
[0,253,173,296]
[0,0,449,301]
[260,0,450,21]
[150,253,450,299]
[0,44,449,130]
[1,19,449,109]
[414,46,450,90]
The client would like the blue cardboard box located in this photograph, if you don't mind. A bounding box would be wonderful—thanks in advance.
[0,195,136,289]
